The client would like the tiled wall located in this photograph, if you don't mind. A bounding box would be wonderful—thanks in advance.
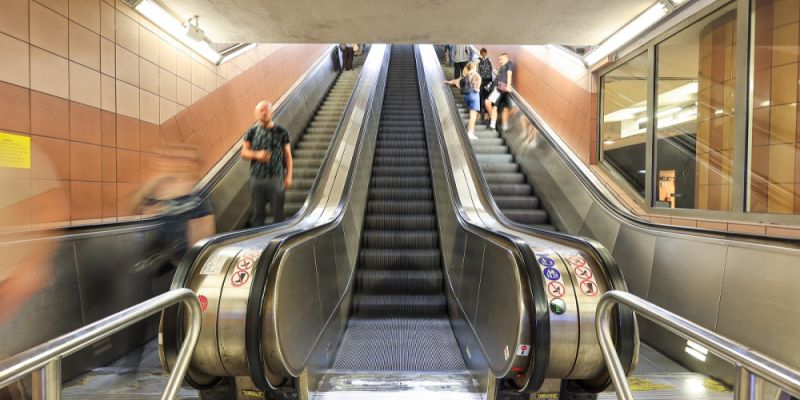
[0,0,329,229]
[477,45,597,164]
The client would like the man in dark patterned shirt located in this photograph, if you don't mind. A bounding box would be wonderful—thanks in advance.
[241,100,293,226]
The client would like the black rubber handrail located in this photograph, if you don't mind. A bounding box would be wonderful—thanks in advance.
[160,48,380,390]
[427,46,636,393]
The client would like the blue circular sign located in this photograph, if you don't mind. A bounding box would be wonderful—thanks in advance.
[543,267,561,281]
[538,256,555,267]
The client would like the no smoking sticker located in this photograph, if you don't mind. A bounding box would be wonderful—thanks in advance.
[547,281,565,298]
[231,270,251,287]
[516,344,531,356]
[567,256,586,266]
[580,279,599,296]
[574,266,593,280]
[237,258,255,271]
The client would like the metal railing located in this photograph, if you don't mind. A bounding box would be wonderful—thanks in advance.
[596,290,800,400]
[0,288,202,400]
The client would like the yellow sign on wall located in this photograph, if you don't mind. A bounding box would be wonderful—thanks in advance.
[0,131,31,169]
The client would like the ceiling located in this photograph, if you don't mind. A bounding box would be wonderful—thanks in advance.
[161,0,655,45]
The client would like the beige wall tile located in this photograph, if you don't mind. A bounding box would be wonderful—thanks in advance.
[771,63,798,105]
[31,2,69,57]
[115,0,139,22]
[203,68,216,92]
[770,103,797,143]
[139,89,159,124]
[176,50,191,80]
[31,47,69,98]
[116,45,139,86]
[69,0,100,33]
[100,38,115,76]
[0,33,30,87]
[768,143,796,183]
[191,84,205,104]
[115,10,138,54]
[0,0,29,41]
[35,0,68,16]
[139,59,159,94]
[69,22,100,70]
[176,77,191,106]
[159,97,176,124]
[100,1,114,40]
[191,59,204,86]
[116,80,138,118]
[139,27,159,64]
[101,74,115,112]
[69,61,101,108]
[159,41,176,73]
[159,69,176,101]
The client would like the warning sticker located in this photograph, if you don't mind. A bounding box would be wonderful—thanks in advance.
[579,279,599,296]
[198,295,208,312]
[516,344,531,356]
[542,267,561,281]
[547,281,566,298]
[574,265,593,280]
[231,270,251,287]
[537,256,555,267]
[567,256,586,266]
[200,252,228,275]
[236,257,255,271]
[0,131,30,169]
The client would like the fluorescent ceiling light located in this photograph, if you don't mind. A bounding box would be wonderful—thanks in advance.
[135,0,222,64]
[585,2,668,66]
[220,43,257,64]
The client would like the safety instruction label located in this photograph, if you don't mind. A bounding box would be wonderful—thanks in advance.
[0,131,30,169]
[567,254,599,297]
[516,344,531,356]
[231,270,250,287]
[536,251,568,303]
[200,251,228,275]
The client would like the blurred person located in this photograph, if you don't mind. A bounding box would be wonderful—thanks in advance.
[129,144,215,272]
[477,48,494,122]
[241,100,293,227]
[0,141,62,323]
[444,44,454,65]
[451,44,472,79]
[342,43,355,71]
[445,61,482,140]
[485,52,515,130]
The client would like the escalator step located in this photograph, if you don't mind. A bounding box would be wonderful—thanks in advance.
[362,231,439,249]
[352,294,447,316]
[373,156,429,167]
[370,176,431,188]
[485,172,525,184]
[358,249,441,270]
[365,215,436,230]
[489,183,533,196]
[503,210,550,225]
[367,200,434,214]
[495,196,541,209]
[357,270,443,294]
[372,166,429,177]
[369,188,432,201]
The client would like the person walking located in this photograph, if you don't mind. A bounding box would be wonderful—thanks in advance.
[451,44,471,79]
[477,48,494,123]
[241,100,294,226]
[342,43,355,71]
[445,61,482,140]
[485,52,515,130]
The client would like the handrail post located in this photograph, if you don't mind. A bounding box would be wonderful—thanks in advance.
[735,365,763,400]
[161,297,202,400]
[596,297,634,400]
[31,358,60,400]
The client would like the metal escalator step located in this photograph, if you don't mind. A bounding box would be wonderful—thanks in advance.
[373,156,429,167]
[376,140,427,148]
[370,176,431,188]
[479,162,519,173]
[489,183,533,196]
[476,153,514,163]
[375,148,427,158]
[372,166,429,177]
[357,270,443,294]
[295,149,328,158]
[365,215,436,230]
[285,190,309,203]
[296,141,331,150]
[367,200,434,214]
[294,168,320,178]
[495,196,541,209]
[503,210,550,225]
[485,172,525,184]
[352,294,447,317]
[359,249,441,270]
[362,230,438,249]
[472,145,509,154]
[369,188,432,201]
[472,138,504,146]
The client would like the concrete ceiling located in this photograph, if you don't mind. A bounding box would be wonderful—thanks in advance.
[161,0,655,45]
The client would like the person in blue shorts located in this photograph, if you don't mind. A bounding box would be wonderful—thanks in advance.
[445,61,482,140]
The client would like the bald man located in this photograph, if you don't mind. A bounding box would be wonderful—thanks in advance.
[241,100,293,226]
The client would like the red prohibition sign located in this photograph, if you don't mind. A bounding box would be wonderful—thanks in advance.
[231,270,251,287]
[237,258,255,271]
[567,256,586,266]
[574,266,593,280]
[547,281,566,298]
[580,279,599,296]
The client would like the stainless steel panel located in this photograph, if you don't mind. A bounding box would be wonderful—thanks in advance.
[610,226,656,299]
[717,246,800,370]
[332,227,350,298]
[448,230,468,297]
[459,236,486,324]
[647,236,726,330]
[578,203,622,251]
[275,242,324,372]
[314,235,339,318]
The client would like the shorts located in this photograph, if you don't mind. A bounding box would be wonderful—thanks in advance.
[495,92,513,110]
[463,91,480,112]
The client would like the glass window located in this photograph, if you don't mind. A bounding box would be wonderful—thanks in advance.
[654,4,737,210]
[601,53,649,196]
[749,0,800,214]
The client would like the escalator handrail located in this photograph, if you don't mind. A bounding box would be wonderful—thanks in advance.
[0,45,340,244]
[414,45,549,391]
[421,45,636,392]
[160,46,381,389]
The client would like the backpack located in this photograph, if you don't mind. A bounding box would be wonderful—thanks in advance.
[478,58,493,81]
[459,75,472,94]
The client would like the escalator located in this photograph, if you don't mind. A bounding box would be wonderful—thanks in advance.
[443,62,555,230]
[314,45,478,397]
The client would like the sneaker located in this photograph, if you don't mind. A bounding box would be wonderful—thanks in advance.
[467,131,478,140]
[489,122,496,129]
[502,123,509,131]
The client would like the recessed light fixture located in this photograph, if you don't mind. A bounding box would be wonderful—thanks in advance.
[584,3,669,66]
[604,139,616,145]
[134,0,222,64]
